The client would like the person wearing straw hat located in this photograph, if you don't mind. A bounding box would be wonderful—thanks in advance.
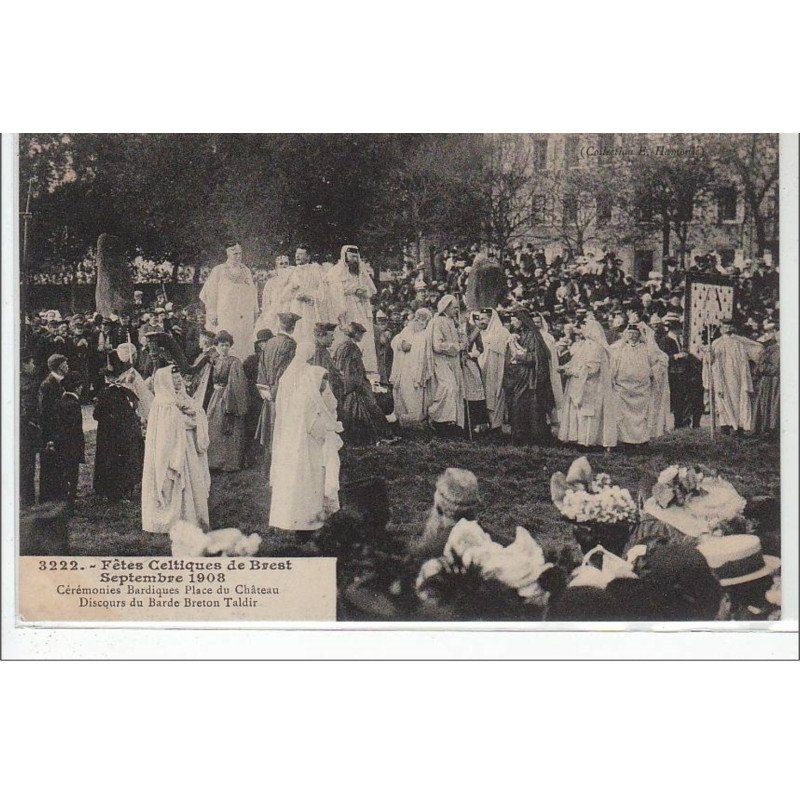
[697,534,780,620]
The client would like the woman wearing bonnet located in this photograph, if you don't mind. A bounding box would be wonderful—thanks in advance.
[141,366,211,534]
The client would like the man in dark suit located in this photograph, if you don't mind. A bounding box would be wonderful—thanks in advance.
[52,371,86,509]
[20,349,40,507]
[660,316,692,427]
[38,353,69,502]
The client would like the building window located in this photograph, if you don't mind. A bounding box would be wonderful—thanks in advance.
[596,193,612,225]
[563,194,578,223]
[565,135,579,166]
[718,185,737,222]
[634,249,654,281]
[531,193,547,225]
[533,137,548,170]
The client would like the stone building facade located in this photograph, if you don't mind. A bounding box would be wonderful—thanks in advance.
[501,133,778,278]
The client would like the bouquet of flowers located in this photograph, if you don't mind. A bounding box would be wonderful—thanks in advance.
[651,465,706,509]
[551,457,638,526]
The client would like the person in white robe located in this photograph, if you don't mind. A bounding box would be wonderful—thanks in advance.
[558,322,617,448]
[326,245,379,374]
[609,326,655,444]
[534,313,564,427]
[253,254,292,338]
[708,319,764,433]
[638,320,672,438]
[141,366,211,534]
[420,294,466,431]
[390,308,432,423]
[269,361,343,532]
[476,309,511,430]
[199,243,259,360]
[278,245,330,346]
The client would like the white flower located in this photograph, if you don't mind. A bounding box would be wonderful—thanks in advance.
[658,465,680,484]
[443,519,492,563]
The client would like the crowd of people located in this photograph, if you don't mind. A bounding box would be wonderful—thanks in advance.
[20,239,781,548]
[338,462,781,622]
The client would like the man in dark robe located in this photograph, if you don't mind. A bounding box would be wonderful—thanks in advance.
[255,312,300,463]
[659,317,685,425]
[242,328,273,466]
[310,322,344,405]
[503,308,555,445]
[52,371,86,509]
[374,310,394,385]
[186,329,219,410]
[20,349,40,507]
[92,369,144,500]
[333,322,387,445]
[38,353,69,502]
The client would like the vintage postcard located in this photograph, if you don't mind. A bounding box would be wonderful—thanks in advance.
[5,132,795,631]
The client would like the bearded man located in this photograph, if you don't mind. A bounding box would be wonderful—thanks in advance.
[278,245,329,346]
[199,242,259,360]
[327,245,379,374]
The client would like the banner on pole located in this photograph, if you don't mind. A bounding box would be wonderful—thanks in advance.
[683,274,735,357]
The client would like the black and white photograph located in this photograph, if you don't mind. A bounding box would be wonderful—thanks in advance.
[9,132,791,625]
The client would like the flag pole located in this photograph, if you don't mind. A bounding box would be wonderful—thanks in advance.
[706,320,716,439]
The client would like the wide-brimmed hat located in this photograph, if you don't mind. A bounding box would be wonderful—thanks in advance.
[643,476,746,538]
[696,534,780,587]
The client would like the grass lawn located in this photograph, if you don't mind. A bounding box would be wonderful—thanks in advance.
[67,425,781,564]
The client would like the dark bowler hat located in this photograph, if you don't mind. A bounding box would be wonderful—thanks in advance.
[255,328,274,343]
[314,322,337,335]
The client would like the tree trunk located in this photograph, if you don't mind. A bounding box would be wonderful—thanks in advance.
[753,209,767,258]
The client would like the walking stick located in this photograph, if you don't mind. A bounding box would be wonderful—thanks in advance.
[454,297,472,440]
